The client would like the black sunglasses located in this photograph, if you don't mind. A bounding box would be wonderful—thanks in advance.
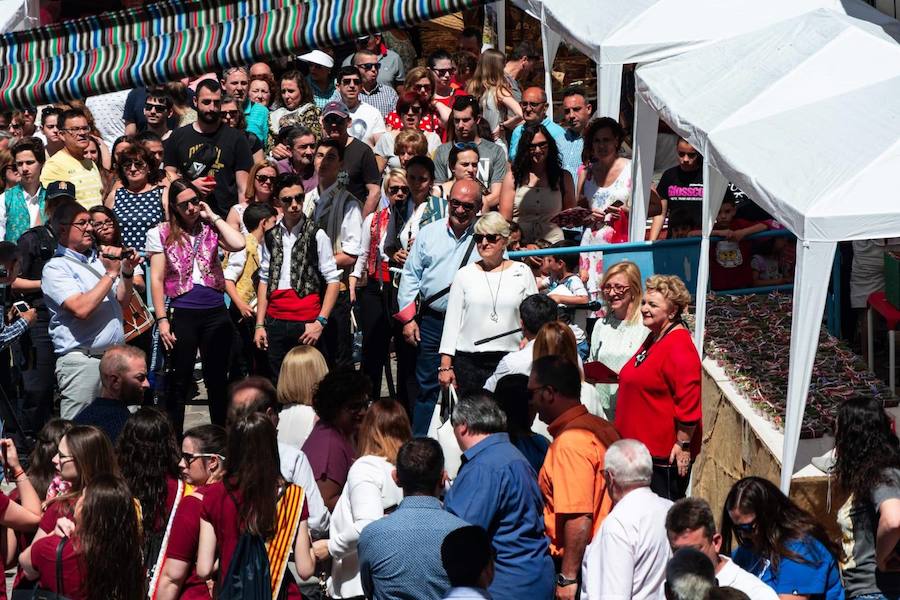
[357,62,381,71]
[449,198,476,212]
[177,196,201,209]
[144,103,168,113]
[277,194,304,206]
[474,233,502,244]
[388,185,410,195]
[255,174,275,184]
[431,67,456,76]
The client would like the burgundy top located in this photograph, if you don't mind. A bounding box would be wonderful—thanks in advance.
[166,483,212,600]
[39,499,73,534]
[301,421,356,487]
[29,534,87,600]
[200,482,309,600]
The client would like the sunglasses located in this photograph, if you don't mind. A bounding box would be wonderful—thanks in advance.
[221,110,241,119]
[521,101,545,109]
[449,198,476,212]
[144,103,168,113]
[403,106,422,115]
[413,83,433,92]
[255,174,275,184]
[474,233,501,244]
[177,196,201,209]
[277,194,304,206]
[388,185,410,195]
[529,141,549,150]
[357,62,381,71]
[323,116,345,127]
[431,67,456,76]
[602,284,629,295]
[122,159,147,169]
[181,451,221,465]
[733,521,756,534]
[341,78,361,87]
[454,141,478,151]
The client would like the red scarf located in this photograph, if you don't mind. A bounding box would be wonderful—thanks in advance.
[367,209,391,282]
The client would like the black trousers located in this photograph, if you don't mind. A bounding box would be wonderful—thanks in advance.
[11,312,55,437]
[265,315,326,382]
[321,290,353,369]
[166,304,233,433]
[651,460,693,501]
[453,351,507,397]
[359,279,394,399]
[228,303,272,382]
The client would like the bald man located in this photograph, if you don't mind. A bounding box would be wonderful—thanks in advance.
[73,345,148,441]
[508,86,568,161]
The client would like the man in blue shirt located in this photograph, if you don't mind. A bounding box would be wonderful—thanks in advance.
[509,87,567,162]
[559,86,593,181]
[444,394,555,600]
[73,345,148,442]
[359,438,468,600]
[42,200,140,419]
[395,179,482,435]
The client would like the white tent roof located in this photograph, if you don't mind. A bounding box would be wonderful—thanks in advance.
[635,9,900,242]
[0,0,30,33]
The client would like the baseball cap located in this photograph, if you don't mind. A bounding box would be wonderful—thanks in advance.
[46,181,76,200]
[298,50,334,69]
[322,101,350,119]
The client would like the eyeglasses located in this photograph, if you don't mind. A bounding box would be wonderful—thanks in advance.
[57,451,75,464]
[474,233,502,244]
[602,284,630,295]
[221,110,241,119]
[277,194,304,206]
[66,220,91,231]
[122,159,147,170]
[413,83,433,92]
[181,451,221,465]
[403,106,422,115]
[528,141,549,150]
[344,400,371,414]
[431,67,456,77]
[453,141,478,151]
[177,196,201,209]
[90,219,113,230]
[255,174,275,184]
[341,78,361,87]
[388,185,410,195]
[144,103,168,113]
[449,198,477,212]
[357,62,381,71]
[61,126,91,135]
[521,101,545,109]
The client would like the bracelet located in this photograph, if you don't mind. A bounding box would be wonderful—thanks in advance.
[8,468,24,480]
[437,366,454,373]
[316,315,328,328]
[255,324,266,330]
[103,272,117,280]
[211,216,223,225]
[155,316,169,322]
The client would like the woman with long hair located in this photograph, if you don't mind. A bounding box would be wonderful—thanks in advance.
[89,205,147,290]
[832,399,900,598]
[722,477,844,600]
[317,400,411,598]
[466,49,523,147]
[148,179,244,432]
[225,159,278,234]
[104,143,167,253]
[21,474,144,600]
[276,345,329,449]
[25,419,73,502]
[500,122,575,245]
[269,70,322,139]
[156,424,226,600]
[588,261,649,419]
[198,413,316,598]
[115,408,181,574]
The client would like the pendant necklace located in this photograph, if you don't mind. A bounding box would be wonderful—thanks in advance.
[484,262,504,322]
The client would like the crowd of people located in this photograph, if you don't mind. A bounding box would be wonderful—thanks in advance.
[0,25,876,600]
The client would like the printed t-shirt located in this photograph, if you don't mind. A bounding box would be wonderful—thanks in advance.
[657,165,735,226]
[709,218,760,291]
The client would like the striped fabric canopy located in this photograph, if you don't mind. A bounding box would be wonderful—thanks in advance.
[0,0,487,110]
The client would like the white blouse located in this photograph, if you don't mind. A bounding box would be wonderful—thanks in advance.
[276,404,317,449]
[327,455,403,599]
[440,261,539,355]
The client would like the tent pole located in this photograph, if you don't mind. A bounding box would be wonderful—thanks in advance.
[693,163,729,355]
[629,94,658,242]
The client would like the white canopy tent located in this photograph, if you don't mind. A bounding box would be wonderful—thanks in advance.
[0,0,36,32]
[631,8,900,492]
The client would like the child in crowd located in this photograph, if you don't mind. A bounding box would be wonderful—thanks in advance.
[545,240,590,360]
[703,197,768,290]
[751,235,794,287]
[666,206,697,240]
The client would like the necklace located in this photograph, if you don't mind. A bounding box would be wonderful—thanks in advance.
[483,261,505,322]
[634,319,681,367]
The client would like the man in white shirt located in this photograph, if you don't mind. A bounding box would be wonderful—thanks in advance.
[334,66,386,147]
[483,293,558,392]
[581,439,673,600]
[665,498,778,600]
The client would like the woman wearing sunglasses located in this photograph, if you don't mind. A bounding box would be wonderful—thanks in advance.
[439,212,538,395]
[722,477,844,600]
[147,179,245,433]
[386,67,447,138]
[375,92,442,173]
[226,160,278,234]
[105,144,167,254]
[155,424,226,600]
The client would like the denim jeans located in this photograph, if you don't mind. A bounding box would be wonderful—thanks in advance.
[411,313,444,436]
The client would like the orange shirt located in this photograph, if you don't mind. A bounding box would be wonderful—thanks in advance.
[538,404,620,556]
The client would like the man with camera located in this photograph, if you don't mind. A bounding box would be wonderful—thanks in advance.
[41,200,140,419]
[0,241,36,350]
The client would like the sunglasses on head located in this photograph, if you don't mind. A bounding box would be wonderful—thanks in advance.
[454,141,478,151]
[357,62,381,71]
[388,185,409,195]
[278,193,304,206]
[177,196,201,209]
[474,233,501,244]
[255,174,275,184]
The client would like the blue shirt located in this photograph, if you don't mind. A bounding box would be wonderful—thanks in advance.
[733,536,844,600]
[395,218,477,322]
[359,495,468,600]
[73,397,131,442]
[42,246,125,354]
[243,101,270,143]
[558,128,584,181]
[0,317,28,352]
[308,76,336,110]
[444,434,554,600]
[508,117,567,162]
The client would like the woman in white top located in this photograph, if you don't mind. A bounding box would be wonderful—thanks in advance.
[276,345,328,448]
[439,212,539,395]
[588,261,649,420]
[315,399,411,599]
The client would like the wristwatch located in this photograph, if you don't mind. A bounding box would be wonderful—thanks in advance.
[556,574,578,587]
[316,316,328,328]
[678,440,691,451]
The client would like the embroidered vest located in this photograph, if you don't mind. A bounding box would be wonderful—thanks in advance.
[4,185,45,242]
[265,217,322,299]
[160,222,225,298]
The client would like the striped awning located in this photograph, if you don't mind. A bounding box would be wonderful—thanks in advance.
[0,0,487,110]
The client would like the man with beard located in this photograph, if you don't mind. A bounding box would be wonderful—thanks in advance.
[274,126,319,192]
[72,345,149,442]
[163,79,252,218]
[221,66,269,142]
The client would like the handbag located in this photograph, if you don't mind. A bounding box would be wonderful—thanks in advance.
[11,537,71,600]
[427,385,463,479]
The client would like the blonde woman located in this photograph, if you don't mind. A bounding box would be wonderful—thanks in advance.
[314,399,411,599]
[533,321,605,419]
[466,49,523,147]
[588,261,650,419]
[276,345,329,448]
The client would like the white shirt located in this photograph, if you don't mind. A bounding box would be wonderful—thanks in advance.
[440,261,538,355]
[305,182,364,258]
[715,555,779,600]
[222,244,256,283]
[484,339,535,392]
[346,101,387,147]
[277,404,317,449]
[351,212,391,279]
[0,187,43,239]
[443,588,492,599]
[85,90,128,149]
[257,219,341,288]
[278,441,331,536]
[548,275,589,343]
[374,130,442,169]
[327,455,403,599]
[581,487,673,600]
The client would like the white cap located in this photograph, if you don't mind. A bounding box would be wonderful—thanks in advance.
[298,50,334,69]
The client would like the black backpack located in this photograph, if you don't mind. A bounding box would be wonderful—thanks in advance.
[218,490,273,600]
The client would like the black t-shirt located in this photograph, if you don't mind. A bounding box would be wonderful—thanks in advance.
[163,124,253,217]
[657,165,734,227]
[15,225,57,309]
[342,138,381,204]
